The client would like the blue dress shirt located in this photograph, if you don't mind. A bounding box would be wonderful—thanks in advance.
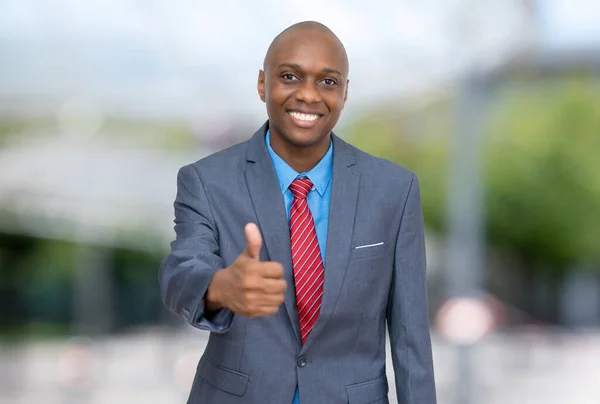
[265,130,333,404]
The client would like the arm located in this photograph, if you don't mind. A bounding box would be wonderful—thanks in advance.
[387,174,437,404]
[159,164,234,333]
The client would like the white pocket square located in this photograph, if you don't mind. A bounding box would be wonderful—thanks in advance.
[354,242,384,250]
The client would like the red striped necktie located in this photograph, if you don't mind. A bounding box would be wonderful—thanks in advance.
[289,177,325,345]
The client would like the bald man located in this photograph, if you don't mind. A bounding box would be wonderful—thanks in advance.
[160,21,437,404]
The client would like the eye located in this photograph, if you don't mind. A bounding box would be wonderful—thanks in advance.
[322,78,337,86]
[281,73,298,81]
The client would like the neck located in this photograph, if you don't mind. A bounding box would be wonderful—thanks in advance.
[269,133,330,173]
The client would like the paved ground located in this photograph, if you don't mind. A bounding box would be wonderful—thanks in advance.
[1,327,599,403]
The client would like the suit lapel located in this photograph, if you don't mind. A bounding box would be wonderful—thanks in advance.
[244,123,301,345]
[301,134,360,353]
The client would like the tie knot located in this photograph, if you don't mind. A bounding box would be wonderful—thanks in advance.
[289,178,313,200]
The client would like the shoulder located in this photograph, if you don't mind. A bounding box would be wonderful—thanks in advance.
[337,137,421,225]
[183,139,250,179]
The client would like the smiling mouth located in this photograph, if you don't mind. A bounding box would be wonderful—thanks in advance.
[287,111,321,122]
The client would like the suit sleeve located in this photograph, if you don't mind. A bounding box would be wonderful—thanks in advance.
[387,174,437,404]
[159,164,234,333]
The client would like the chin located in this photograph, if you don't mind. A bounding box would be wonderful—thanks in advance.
[285,128,328,148]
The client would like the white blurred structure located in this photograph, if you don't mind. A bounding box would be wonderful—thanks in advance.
[0,135,199,249]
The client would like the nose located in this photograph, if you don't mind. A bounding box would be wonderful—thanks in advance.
[295,80,321,105]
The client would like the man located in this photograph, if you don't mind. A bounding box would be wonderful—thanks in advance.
[159,21,436,404]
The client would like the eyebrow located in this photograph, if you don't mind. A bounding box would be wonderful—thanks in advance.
[278,63,342,76]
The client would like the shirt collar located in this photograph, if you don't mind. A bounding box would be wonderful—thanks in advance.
[265,130,333,197]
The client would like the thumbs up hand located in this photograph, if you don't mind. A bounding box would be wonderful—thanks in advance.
[206,223,287,318]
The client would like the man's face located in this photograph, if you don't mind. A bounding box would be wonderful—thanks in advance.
[258,29,349,150]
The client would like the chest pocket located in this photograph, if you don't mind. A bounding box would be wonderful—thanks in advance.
[350,242,386,260]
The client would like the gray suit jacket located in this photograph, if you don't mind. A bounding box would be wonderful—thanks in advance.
[159,122,436,404]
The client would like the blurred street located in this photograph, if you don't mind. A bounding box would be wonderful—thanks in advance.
[1,327,599,404]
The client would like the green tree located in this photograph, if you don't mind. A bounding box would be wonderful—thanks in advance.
[484,78,600,274]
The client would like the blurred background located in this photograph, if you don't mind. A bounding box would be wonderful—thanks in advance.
[1,0,599,403]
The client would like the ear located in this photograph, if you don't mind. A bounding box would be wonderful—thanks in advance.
[257,70,266,103]
[342,79,349,108]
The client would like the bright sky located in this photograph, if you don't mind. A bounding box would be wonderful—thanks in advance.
[537,0,600,49]
[0,0,597,120]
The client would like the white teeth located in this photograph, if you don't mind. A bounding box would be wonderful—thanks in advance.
[288,111,319,121]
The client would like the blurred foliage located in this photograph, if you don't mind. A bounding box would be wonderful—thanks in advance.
[0,233,165,339]
[101,119,196,150]
[0,233,43,340]
[347,77,600,275]
[112,247,166,329]
[0,117,195,150]
[485,78,600,273]
[0,118,56,145]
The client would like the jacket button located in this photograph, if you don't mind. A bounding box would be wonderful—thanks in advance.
[297,356,307,368]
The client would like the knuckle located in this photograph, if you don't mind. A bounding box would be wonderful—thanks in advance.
[241,277,255,291]
[238,295,250,311]
[257,265,267,274]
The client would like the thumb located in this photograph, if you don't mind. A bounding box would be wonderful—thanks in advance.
[243,222,262,260]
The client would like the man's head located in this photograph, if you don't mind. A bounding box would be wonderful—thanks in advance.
[258,21,349,153]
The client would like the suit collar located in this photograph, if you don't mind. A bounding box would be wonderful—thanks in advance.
[244,121,301,343]
[245,121,270,163]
